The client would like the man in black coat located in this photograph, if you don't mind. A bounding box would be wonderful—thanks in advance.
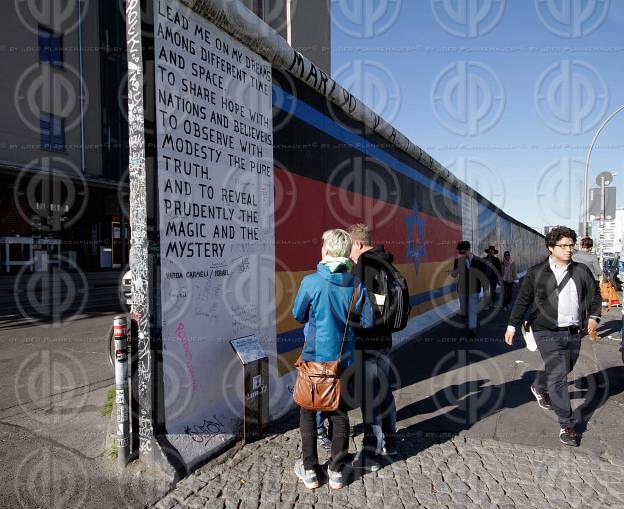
[451,240,489,338]
[504,226,601,446]
[347,223,398,472]
[484,245,502,309]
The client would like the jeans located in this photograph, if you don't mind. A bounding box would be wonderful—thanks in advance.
[300,402,349,471]
[533,330,581,428]
[316,411,332,438]
[458,292,479,329]
[354,349,397,456]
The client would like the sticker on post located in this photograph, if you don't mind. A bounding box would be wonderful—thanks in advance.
[117,405,129,422]
[230,335,267,365]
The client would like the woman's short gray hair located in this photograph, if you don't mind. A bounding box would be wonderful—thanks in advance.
[322,229,352,258]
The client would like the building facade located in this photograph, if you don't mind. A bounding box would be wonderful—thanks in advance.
[242,0,331,72]
[0,1,129,272]
[592,207,624,256]
[0,0,329,273]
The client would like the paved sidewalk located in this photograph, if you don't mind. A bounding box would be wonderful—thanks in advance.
[155,301,624,508]
[155,430,624,508]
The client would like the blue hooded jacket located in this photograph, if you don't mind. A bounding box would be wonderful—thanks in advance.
[292,262,373,367]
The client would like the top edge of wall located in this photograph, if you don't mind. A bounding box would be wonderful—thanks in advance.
[176,0,541,237]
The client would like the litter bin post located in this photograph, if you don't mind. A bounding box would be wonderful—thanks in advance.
[113,315,130,466]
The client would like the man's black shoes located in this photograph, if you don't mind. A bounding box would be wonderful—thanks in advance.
[559,427,578,446]
[530,385,552,411]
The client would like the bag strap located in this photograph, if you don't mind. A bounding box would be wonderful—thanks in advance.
[338,285,359,359]
[527,265,573,328]
[555,268,573,296]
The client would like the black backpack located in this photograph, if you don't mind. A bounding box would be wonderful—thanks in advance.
[376,263,411,333]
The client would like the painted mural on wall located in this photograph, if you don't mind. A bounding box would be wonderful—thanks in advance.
[128,0,546,470]
[271,73,464,370]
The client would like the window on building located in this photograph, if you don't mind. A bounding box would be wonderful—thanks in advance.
[38,26,63,66]
[40,114,65,151]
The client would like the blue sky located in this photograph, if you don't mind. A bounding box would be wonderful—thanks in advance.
[330,0,624,234]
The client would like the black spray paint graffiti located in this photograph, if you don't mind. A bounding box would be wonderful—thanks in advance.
[184,415,225,446]
[126,0,152,456]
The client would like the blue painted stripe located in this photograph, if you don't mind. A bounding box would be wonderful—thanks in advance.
[410,283,457,306]
[277,283,459,354]
[272,85,460,204]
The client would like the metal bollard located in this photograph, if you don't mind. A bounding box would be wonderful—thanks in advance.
[113,315,130,466]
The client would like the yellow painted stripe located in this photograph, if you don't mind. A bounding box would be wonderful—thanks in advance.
[275,261,456,334]
[276,290,458,376]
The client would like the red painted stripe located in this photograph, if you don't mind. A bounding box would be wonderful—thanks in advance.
[274,169,461,273]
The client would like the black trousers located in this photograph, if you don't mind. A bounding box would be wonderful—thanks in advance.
[533,330,581,428]
[503,281,514,307]
[300,401,349,471]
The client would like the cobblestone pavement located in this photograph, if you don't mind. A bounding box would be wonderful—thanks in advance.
[155,302,624,508]
[154,414,624,509]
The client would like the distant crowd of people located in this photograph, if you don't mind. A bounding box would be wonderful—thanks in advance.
[291,224,605,490]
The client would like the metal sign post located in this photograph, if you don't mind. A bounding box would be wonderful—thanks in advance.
[230,336,269,443]
[113,315,130,466]
[243,359,269,443]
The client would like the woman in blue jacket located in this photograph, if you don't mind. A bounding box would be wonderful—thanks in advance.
[292,228,372,490]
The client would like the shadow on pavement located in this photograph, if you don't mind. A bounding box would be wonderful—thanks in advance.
[398,371,536,437]
[597,318,622,337]
[573,366,624,436]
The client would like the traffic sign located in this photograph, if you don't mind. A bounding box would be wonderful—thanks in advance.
[596,171,614,186]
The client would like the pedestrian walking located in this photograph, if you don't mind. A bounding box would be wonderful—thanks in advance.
[504,226,601,446]
[347,224,408,472]
[484,245,502,310]
[573,237,602,282]
[292,229,373,490]
[451,241,488,338]
[501,251,517,310]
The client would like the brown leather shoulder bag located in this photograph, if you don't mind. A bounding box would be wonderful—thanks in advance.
[292,286,359,412]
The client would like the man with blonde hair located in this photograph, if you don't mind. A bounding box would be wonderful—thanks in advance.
[348,223,405,472]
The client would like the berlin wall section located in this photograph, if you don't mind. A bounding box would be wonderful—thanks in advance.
[128,0,277,474]
[126,0,546,476]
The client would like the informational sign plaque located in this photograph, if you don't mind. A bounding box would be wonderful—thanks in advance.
[230,336,267,365]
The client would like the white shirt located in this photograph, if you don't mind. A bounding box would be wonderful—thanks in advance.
[549,257,579,327]
[506,257,579,332]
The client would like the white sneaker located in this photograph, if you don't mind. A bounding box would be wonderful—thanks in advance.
[294,459,319,489]
[327,466,344,490]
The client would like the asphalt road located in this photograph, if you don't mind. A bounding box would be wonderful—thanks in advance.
[0,311,170,509]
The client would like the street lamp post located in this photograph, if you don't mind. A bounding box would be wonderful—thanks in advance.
[583,105,624,236]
